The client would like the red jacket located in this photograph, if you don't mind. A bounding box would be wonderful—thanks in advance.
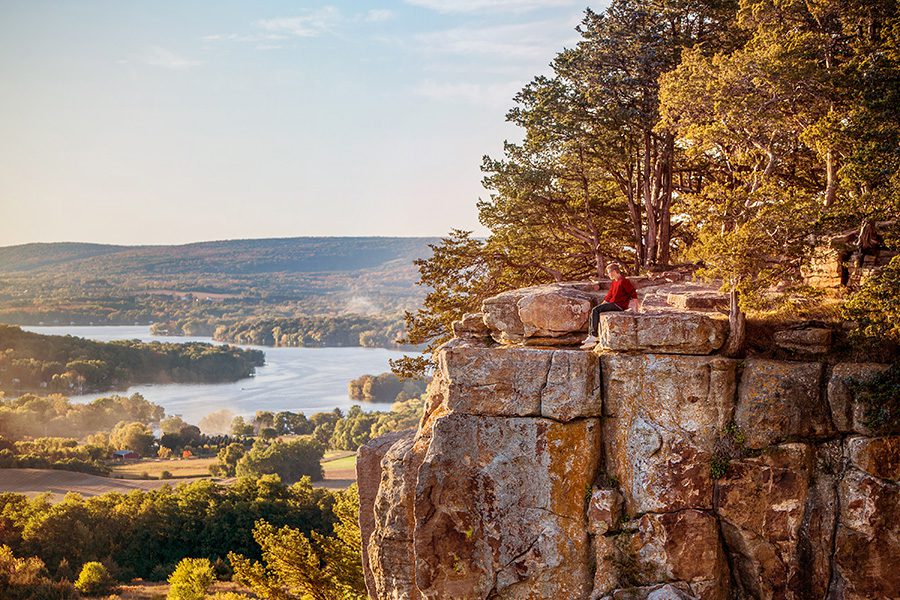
[605,277,638,308]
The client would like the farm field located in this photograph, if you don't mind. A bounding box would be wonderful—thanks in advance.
[0,469,208,501]
[110,457,218,479]
[0,451,359,501]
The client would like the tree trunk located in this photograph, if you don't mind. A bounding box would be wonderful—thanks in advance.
[722,288,746,358]
[657,134,675,266]
[643,130,657,268]
[824,149,837,207]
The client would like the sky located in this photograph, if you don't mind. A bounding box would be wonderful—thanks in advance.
[0,0,603,246]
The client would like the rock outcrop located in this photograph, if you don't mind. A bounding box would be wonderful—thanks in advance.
[358,283,899,599]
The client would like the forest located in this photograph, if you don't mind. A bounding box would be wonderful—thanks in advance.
[0,325,265,393]
[395,0,900,377]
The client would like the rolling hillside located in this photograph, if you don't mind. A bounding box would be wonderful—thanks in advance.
[0,237,437,330]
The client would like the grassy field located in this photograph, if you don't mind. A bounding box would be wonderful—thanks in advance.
[110,457,218,480]
[117,580,252,599]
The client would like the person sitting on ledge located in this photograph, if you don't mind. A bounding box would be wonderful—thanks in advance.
[580,262,641,350]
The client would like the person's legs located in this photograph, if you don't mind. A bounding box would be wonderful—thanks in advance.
[587,302,623,337]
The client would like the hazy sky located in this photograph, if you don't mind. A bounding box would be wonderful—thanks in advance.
[0,0,600,246]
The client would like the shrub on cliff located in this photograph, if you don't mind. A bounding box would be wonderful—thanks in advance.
[845,255,900,345]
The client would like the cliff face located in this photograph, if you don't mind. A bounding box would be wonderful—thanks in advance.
[358,281,899,600]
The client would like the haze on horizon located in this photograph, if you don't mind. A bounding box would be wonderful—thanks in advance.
[0,0,602,246]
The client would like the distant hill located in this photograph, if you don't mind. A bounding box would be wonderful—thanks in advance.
[0,242,125,273]
[0,237,437,330]
[0,237,437,276]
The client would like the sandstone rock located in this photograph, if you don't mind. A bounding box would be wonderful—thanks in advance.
[438,344,601,421]
[602,354,736,514]
[587,488,623,536]
[715,443,824,600]
[452,312,492,339]
[357,429,415,598]
[517,287,595,337]
[364,372,452,600]
[831,466,900,599]
[773,327,832,354]
[846,435,900,481]
[438,343,549,417]
[596,583,698,600]
[827,362,891,434]
[734,359,832,448]
[593,511,728,600]
[665,292,728,311]
[540,349,602,421]
[414,414,602,599]
[482,288,527,343]
[368,435,422,600]
[596,312,728,355]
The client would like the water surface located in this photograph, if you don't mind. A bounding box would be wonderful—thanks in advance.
[24,326,409,422]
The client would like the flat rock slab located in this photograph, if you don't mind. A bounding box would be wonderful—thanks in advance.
[438,343,602,421]
[414,414,602,600]
[596,312,728,355]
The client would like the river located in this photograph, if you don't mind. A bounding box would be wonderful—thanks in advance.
[23,326,410,423]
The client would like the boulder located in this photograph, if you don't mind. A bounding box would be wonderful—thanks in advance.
[596,312,728,355]
[734,359,832,449]
[357,429,415,598]
[831,466,900,598]
[827,363,892,435]
[414,414,602,599]
[517,287,595,337]
[773,328,832,354]
[715,443,828,600]
[482,288,527,343]
[602,354,736,514]
[437,343,601,421]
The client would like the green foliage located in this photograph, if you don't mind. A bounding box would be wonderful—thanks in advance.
[710,455,730,480]
[0,544,78,600]
[850,363,900,434]
[347,372,426,404]
[166,558,215,600]
[211,443,246,477]
[0,325,264,394]
[0,392,162,441]
[229,485,366,600]
[74,561,116,596]
[845,255,900,344]
[235,438,325,483]
[0,477,337,582]
[0,436,110,475]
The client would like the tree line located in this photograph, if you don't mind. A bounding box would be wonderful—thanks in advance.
[0,325,264,393]
[396,0,900,375]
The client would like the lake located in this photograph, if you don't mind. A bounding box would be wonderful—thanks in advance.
[23,326,411,423]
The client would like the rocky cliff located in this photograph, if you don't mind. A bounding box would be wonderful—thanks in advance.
[357,281,898,600]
